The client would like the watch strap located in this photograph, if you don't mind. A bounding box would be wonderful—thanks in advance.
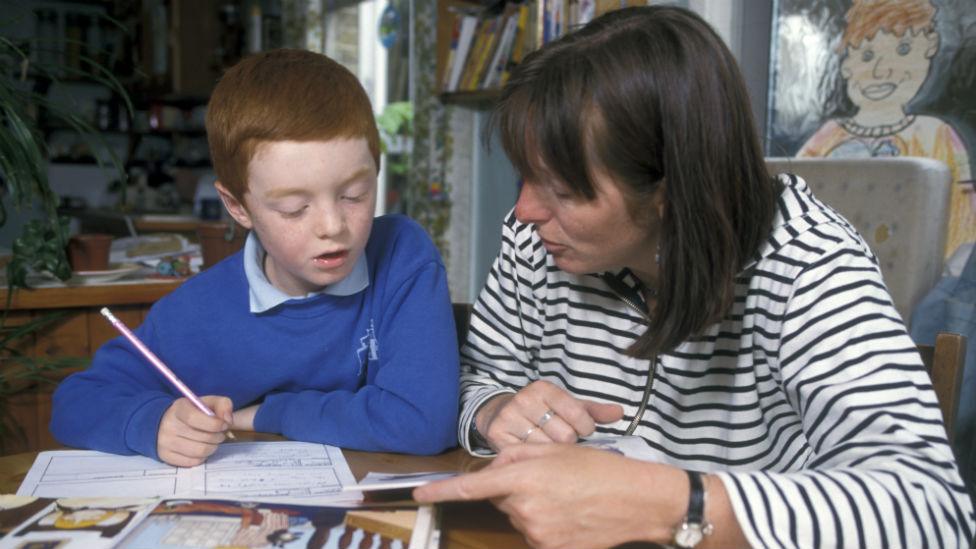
[686,470,705,524]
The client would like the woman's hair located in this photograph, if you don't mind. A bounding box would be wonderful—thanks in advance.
[206,49,381,202]
[492,5,780,358]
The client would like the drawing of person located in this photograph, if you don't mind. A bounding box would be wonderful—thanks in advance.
[797,0,974,256]
[15,500,145,539]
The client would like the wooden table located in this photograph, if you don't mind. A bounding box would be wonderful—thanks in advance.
[0,443,529,549]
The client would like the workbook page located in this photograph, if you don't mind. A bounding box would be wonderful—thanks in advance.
[17,442,360,505]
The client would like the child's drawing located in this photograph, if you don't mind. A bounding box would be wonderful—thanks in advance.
[768,0,976,256]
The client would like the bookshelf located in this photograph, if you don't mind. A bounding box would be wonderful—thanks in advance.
[435,0,649,101]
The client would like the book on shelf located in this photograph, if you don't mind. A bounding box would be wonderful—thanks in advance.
[443,10,480,92]
[482,4,520,89]
[0,495,439,549]
[464,14,502,91]
[442,0,647,96]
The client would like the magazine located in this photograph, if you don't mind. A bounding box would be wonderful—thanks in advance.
[0,495,437,549]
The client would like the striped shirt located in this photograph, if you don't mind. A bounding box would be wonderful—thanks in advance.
[459,174,975,548]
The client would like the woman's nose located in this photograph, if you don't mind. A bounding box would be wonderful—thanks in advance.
[514,183,551,224]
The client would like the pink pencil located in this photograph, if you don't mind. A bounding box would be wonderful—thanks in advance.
[99,307,236,440]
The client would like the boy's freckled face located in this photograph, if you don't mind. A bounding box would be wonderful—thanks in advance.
[238,138,377,296]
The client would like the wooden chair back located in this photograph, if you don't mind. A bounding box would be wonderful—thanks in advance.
[918,332,967,442]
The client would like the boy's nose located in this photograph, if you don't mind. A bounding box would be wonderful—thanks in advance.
[514,183,551,225]
[313,207,345,238]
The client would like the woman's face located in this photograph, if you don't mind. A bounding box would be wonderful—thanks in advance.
[514,160,663,283]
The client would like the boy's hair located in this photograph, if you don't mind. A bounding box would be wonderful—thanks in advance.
[840,0,936,52]
[206,49,381,202]
[491,5,779,358]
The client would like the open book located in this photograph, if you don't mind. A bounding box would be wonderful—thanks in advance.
[0,495,438,549]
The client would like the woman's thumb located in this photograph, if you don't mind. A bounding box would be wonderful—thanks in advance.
[584,401,625,424]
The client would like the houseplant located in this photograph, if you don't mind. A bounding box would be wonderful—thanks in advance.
[0,12,132,451]
[1,34,131,290]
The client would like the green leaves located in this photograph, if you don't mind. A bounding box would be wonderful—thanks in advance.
[6,216,72,289]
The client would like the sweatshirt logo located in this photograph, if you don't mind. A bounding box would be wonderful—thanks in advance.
[356,319,379,375]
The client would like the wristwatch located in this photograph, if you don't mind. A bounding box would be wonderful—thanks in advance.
[673,470,714,548]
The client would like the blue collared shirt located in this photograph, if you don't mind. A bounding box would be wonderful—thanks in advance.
[242,231,369,313]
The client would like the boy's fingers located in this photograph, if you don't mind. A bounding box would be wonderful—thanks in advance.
[201,395,235,425]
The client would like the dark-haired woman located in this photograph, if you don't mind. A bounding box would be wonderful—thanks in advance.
[415,5,973,549]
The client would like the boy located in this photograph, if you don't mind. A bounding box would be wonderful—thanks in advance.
[50,49,459,466]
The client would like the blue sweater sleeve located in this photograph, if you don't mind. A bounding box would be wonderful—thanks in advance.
[50,318,176,461]
[253,260,460,455]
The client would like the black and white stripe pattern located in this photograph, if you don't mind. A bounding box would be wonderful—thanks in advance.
[458,175,975,547]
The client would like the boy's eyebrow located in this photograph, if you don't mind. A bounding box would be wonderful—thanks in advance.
[263,166,375,200]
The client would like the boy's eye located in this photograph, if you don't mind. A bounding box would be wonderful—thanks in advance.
[280,206,308,218]
[897,42,911,56]
[342,193,366,202]
[861,49,874,62]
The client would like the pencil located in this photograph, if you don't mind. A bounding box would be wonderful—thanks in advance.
[99,307,236,440]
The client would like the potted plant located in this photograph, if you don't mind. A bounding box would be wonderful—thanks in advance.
[1,30,131,288]
[0,11,132,452]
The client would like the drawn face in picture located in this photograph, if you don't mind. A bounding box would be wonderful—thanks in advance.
[841,28,939,119]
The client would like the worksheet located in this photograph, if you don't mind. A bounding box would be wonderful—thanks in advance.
[17,442,360,505]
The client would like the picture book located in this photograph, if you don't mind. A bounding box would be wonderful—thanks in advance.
[0,495,438,549]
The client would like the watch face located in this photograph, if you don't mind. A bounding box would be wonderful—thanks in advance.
[674,525,704,548]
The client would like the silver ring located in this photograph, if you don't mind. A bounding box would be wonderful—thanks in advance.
[520,427,535,442]
[538,410,555,427]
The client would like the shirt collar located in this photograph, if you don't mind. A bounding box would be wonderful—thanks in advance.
[243,231,369,313]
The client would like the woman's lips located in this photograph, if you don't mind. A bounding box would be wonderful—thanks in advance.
[541,238,567,253]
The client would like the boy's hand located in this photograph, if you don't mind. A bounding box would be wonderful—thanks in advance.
[232,404,259,431]
[157,395,233,467]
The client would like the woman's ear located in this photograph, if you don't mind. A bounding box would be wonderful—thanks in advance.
[215,182,254,230]
[654,179,667,220]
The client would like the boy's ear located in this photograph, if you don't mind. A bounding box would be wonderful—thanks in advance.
[215,181,254,230]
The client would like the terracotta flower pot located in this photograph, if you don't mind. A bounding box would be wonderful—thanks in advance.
[196,222,247,270]
[67,233,113,272]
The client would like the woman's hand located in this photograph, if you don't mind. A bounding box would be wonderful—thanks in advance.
[476,380,624,450]
[157,395,233,467]
[414,443,686,549]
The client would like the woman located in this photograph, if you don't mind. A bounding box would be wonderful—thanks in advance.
[414,5,974,549]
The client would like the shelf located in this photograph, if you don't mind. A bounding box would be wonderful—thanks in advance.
[0,278,184,311]
[439,89,503,105]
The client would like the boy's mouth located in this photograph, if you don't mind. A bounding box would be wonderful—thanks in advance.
[314,250,349,267]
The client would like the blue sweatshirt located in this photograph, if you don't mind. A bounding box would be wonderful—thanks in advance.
[50,215,459,459]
